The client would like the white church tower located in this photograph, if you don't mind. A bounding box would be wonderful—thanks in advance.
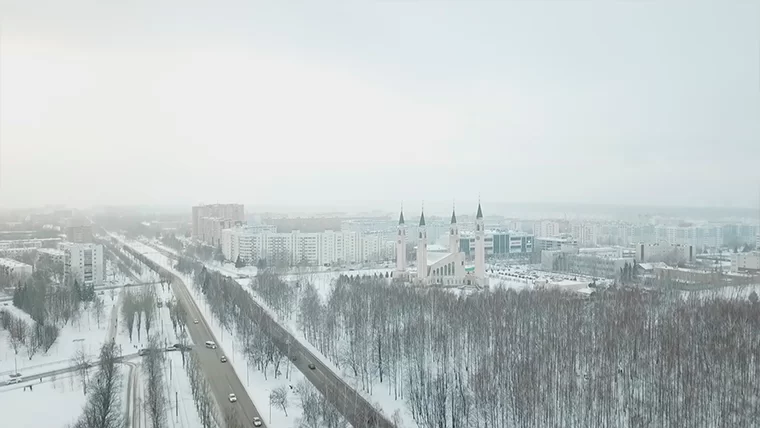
[417,210,428,281]
[395,208,407,273]
[474,202,485,280]
[449,206,459,254]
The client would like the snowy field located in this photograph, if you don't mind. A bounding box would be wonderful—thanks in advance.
[1,288,123,380]
[0,373,92,427]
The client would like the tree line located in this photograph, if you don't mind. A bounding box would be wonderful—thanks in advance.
[7,270,106,362]
[252,272,760,428]
[172,255,363,427]
[69,340,124,428]
[101,239,143,277]
[120,288,158,343]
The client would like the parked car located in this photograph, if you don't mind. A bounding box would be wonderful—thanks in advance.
[138,348,148,356]
[166,345,177,352]
[228,393,237,403]
[253,416,262,426]
[220,356,227,363]
[7,378,22,385]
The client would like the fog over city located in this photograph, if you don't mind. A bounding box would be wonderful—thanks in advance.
[1,1,759,210]
[2,2,760,428]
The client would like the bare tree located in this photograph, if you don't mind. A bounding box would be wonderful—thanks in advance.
[223,408,244,428]
[121,292,137,341]
[142,289,157,338]
[269,385,289,416]
[92,296,105,329]
[8,316,28,356]
[72,345,91,395]
[184,351,218,428]
[142,335,167,428]
[72,340,124,428]
[27,322,43,360]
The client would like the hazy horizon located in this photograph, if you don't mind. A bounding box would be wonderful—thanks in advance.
[2,1,759,209]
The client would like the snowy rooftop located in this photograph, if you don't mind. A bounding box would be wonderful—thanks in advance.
[427,251,451,265]
[0,257,32,269]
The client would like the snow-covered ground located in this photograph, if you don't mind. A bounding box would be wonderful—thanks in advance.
[0,372,94,427]
[0,249,208,428]
[0,289,122,379]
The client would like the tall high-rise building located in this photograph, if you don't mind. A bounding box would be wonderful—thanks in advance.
[192,204,245,245]
[61,243,104,286]
[65,225,94,243]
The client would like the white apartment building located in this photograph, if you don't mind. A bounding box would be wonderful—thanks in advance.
[0,239,45,250]
[61,243,104,286]
[0,258,33,279]
[37,248,65,264]
[221,227,392,267]
[571,223,598,247]
[534,235,578,252]
[192,204,245,245]
[533,220,560,238]
[633,242,694,264]
[731,251,760,273]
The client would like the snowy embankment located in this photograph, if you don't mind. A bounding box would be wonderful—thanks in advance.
[0,371,107,427]
[122,239,305,427]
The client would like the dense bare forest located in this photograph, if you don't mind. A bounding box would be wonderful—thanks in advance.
[255,272,760,428]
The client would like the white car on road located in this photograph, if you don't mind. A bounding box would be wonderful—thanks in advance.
[228,393,237,403]
[253,416,262,426]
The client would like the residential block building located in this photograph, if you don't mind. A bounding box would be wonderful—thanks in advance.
[61,243,104,286]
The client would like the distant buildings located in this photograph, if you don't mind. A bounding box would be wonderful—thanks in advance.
[0,239,44,250]
[220,225,393,267]
[459,230,533,259]
[191,204,245,246]
[61,243,104,286]
[65,225,93,243]
[541,248,634,281]
[37,248,65,265]
[533,220,560,238]
[534,235,578,252]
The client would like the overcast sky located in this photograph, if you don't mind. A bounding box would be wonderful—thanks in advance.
[1,0,758,212]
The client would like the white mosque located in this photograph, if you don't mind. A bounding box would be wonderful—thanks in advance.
[395,202,488,287]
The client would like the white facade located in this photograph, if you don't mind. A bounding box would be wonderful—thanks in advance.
[397,205,484,287]
[534,220,560,238]
[572,223,598,246]
[417,212,428,281]
[634,242,694,264]
[61,243,104,286]
[0,258,33,279]
[474,204,485,279]
[730,251,760,273]
[221,226,391,267]
[395,211,407,273]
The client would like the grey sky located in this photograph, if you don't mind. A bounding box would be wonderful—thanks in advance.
[1,0,758,211]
